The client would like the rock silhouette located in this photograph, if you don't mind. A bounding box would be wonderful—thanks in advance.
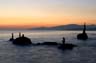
[77,23,88,40]
[58,37,77,50]
[9,33,77,50]
[19,32,21,37]
[9,33,14,41]
[62,37,65,45]
[58,43,77,50]
[13,34,32,45]
[35,42,58,46]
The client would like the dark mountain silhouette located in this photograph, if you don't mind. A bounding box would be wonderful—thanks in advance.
[30,24,96,30]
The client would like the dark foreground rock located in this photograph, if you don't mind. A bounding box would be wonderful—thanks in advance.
[34,42,58,46]
[77,33,88,40]
[77,23,88,40]
[13,36,32,45]
[58,43,77,50]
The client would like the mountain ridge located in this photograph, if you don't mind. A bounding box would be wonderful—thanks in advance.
[30,24,96,30]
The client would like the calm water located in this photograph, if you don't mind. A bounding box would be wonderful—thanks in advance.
[0,30,96,63]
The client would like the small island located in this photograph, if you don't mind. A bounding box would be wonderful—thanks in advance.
[77,23,88,40]
[58,37,77,50]
[12,33,32,45]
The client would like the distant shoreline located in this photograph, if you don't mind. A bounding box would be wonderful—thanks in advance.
[0,24,96,31]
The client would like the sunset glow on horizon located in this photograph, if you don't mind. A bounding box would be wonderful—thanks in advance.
[0,0,96,29]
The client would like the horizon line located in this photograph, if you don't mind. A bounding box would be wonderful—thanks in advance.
[0,23,96,29]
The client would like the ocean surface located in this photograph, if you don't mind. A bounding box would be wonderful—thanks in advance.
[0,30,96,63]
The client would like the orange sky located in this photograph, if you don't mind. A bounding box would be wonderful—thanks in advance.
[0,17,95,29]
[0,0,96,29]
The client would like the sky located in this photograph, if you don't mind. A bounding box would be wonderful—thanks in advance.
[0,0,96,28]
